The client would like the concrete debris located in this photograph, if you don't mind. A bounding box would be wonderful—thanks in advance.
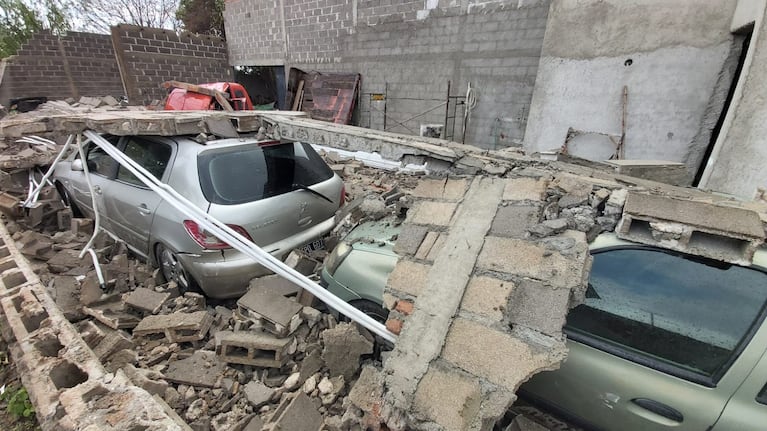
[215,330,293,368]
[242,380,275,408]
[134,310,213,342]
[165,351,226,388]
[237,278,303,336]
[124,287,171,314]
[321,323,373,381]
[263,392,322,431]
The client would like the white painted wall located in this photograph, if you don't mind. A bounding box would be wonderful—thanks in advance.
[524,0,738,178]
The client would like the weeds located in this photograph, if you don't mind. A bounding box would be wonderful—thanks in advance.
[1,385,35,419]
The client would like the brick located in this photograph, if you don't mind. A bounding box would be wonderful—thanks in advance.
[460,276,515,322]
[413,366,481,431]
[442,319,566,390]
[502,177,548,201]
[215,330,293,368]
[393,224,429,256]
[507,279,570,337]
[385,318,403,335]
[408,201,458,227]
[490,205,541,238]
[386,260,430,297]
[411,178,469,201]
[477,235,588,289]
[394,299,414,315]
[133,311,213,342]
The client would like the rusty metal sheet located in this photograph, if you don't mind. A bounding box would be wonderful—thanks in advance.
[302,73,360,125]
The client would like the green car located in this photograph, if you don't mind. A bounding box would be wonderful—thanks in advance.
[321,220,767,430]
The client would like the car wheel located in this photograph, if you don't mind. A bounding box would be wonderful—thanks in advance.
[350,300,389,323]
[156,243,197,294]
[55,182,83,218]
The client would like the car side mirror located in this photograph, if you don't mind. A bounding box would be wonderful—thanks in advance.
[71,159,84,172]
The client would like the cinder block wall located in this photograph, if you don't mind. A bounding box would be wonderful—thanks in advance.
[111,25,233,105]
[0,31,124,106]
[224,0,550,149]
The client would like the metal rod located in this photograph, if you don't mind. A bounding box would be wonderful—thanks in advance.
[22,135,73,207]
[443,80,451,140]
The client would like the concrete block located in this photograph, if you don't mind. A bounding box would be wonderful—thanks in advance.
[70,217,94,236]
[490,205,541,238]
[460,276,515,322]
[242,381,275,408]
[165,350,225,388]
[133,310,213,342]
[321,322,373,381]
[82,302,141,330]
[503,177,548,201]
[618,192,764,263]
[237,279,303,336]
[385,260,431,298]
[413,366,482,431]
[263,392,322,431]
[124,287,170,314]
[477,236,588,289]
[215,330,293,368]
[92,327,134,362]
[407,201,458,227]
[442,319,566,390]
[411,178,469,201]
[507,279,570,337]
[393,224,429,256]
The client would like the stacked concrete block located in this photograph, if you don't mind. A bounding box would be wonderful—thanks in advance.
[617,191,765,265]
[0,221,187,430]
[236,278,304,336]
[378,174,590,431]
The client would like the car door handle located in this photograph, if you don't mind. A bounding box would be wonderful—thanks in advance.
[93,185,102,194]
[137,204,151,215]
[630,398,684,424]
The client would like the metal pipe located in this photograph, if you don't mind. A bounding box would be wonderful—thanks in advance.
[76,134,104,259]
[82,131,396,343]
[22,135,73,207]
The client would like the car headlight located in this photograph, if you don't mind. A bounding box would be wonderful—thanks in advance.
[324,242,352,276]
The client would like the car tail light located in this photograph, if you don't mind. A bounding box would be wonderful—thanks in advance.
[339,184,346,208]
[183,220,252,250]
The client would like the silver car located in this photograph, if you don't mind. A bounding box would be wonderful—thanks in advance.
[54,134,344,298]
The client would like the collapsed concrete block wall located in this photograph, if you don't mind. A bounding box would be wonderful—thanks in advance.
[110,25,232,105]
[701,0,767,199]
[224,0,549,149]
[524,0,740,182]
[0,31,124,107]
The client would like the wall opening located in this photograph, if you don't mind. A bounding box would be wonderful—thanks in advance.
[234,66,285,110]
[693,27,753,186]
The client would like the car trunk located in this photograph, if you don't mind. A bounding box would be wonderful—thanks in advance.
[198,141,341,248]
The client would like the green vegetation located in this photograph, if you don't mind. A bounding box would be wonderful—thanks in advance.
[0,0,70,58]
[1,386,35,419]
[177,0,226,38]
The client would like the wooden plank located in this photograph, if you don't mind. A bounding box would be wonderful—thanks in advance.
[291,80,305,111]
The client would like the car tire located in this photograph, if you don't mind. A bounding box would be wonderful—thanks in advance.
[156,243,199,294]
[350,300,389,323]
[55,182,83,218]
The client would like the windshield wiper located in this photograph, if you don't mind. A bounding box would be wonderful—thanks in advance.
[292,183,333,203]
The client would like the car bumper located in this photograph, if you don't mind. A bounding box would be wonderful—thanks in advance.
[179,216,337,298]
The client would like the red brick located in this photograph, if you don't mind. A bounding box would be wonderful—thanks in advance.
[385,318,403,335]
[394,300,414,315]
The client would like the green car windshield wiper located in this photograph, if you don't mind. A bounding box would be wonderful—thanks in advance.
[292,183,333,203]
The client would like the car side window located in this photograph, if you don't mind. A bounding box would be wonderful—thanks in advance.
[116,138,172,187]
[85,140,118,177]
[566,247,767,385]
[758,383,767,405]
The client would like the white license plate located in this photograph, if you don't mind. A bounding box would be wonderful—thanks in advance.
[299,238,325,253]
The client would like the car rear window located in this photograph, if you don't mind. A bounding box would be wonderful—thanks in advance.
[198,141,333,205]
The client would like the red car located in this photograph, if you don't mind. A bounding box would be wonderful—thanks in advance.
[164,82,254,111]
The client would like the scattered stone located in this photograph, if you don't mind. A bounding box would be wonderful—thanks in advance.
[321,323,373,381]
[243,380,275,408]
[283,372,301,391]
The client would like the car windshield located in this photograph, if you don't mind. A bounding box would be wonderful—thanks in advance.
[197,141,333,205]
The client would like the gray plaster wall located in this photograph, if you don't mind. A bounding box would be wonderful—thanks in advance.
[702,1,767,198]
[224,0,550,149]
[524,0,738,177]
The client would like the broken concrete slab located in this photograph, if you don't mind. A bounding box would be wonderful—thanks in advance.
[215,330,293,368]
[242,380,275,408]
[133,310,213,342]
[165,350,225,388]
[237,281,303,337]
[124,287,170,314]
[262,392,322,431]
[321,323,373,381]
[123,363,169,396]
[82,301,141,330]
